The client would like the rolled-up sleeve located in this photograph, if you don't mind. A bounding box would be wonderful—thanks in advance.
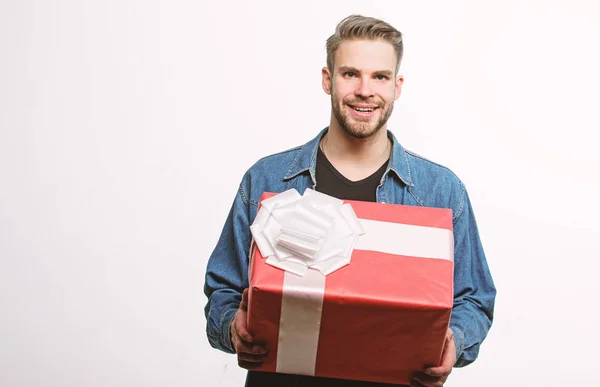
[449,184,496,367]
[204,177,254,354]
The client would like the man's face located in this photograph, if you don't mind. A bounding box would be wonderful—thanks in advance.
[322,39,403,139]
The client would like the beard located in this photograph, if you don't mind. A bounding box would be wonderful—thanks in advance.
[331,94,394,139]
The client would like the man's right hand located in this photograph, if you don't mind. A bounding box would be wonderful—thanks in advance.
[230,288,268,370]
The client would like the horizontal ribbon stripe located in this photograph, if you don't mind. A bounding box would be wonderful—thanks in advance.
[355,219,453,261]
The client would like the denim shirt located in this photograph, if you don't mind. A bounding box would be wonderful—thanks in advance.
[203,127,496,383]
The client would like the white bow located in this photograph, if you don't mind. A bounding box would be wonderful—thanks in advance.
[250,189,365,276]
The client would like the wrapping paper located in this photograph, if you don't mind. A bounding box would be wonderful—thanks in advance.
[247,189,454,385]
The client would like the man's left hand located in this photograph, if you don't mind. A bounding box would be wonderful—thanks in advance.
[411,328,457,387]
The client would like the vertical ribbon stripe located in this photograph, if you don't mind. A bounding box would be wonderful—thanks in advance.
[276,269,326,375]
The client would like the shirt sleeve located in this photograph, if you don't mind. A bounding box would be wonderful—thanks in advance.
[449,183,496,367]
[203,177,254,354]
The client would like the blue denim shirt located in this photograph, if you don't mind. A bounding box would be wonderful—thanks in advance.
[204,127,496,383]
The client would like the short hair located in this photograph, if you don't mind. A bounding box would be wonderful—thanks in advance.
[326,14,404,75]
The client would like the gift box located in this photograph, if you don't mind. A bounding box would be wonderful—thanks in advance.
[247,188,454,385]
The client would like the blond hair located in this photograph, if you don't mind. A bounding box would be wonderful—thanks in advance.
[326,15,404,75]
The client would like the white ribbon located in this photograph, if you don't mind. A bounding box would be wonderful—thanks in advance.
[250,189,453,376]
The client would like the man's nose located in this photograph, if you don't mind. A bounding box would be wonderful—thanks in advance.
[355,79,375,98]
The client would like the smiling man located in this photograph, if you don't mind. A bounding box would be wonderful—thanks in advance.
[204,15,496,387]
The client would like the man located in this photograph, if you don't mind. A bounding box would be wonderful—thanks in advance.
[204,14,496,387]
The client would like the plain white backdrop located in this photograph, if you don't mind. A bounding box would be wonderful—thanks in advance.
[1,1,599,386]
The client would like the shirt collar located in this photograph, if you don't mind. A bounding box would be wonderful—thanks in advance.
[283,127,414,187]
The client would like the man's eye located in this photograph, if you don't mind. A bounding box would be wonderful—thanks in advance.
[345,72,356,78]
[376,75,388,80]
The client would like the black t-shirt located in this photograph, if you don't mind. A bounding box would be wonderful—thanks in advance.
[315,145,388,203]
[246,148,400,387]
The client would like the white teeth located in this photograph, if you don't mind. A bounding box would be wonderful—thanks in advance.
[353,107,374,112]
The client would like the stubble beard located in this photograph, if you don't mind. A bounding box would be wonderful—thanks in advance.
[331,94,394,140]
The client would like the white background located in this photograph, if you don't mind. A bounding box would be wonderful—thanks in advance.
[1,1,599,386]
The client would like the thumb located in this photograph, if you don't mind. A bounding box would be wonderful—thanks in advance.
[438,329,454,365]
[425,329,455,376]
[240,288,249,311]
[233,304,253,344]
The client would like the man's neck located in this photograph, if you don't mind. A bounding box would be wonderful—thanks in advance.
[320,121,391,182]
[323,121,390,165]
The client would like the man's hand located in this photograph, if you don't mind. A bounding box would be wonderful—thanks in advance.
[230,288,268,370]
[411,328,457,387]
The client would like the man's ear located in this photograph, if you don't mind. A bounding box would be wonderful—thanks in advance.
[322,66,332,95]
[394,74,404,100]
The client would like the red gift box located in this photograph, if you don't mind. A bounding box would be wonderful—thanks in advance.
[247,190,454,385]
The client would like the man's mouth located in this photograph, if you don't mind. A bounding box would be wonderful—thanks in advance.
[347,104,379,118]
[349,105,378,113]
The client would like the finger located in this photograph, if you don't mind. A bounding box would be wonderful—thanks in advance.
[413,381,443,387]
[240,288,249,311]
[413,372,442,387]
[424,363,451,378]
[235,337,268,356]
[232,326,267,355]
[412,379,443,387]
[424,362,452,377]
[410,379,428,387]
[237,351,268,363]
[238,359,265,370]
